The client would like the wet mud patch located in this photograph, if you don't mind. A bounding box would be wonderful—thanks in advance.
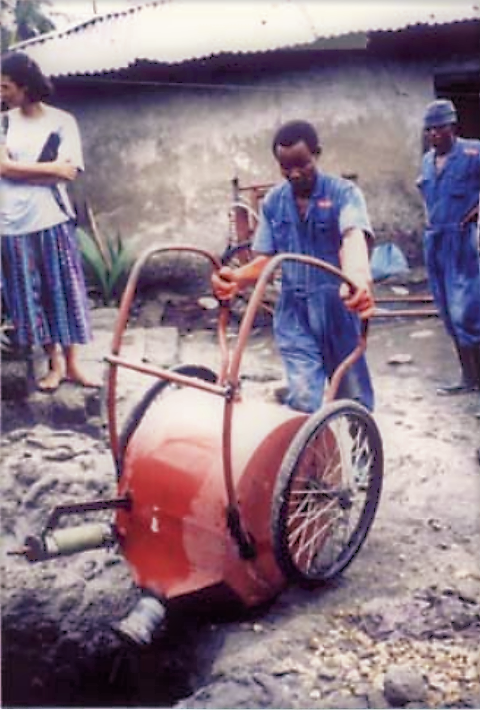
[351,586,480,642]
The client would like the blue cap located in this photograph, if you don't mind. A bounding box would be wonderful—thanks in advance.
[424,99,457,129]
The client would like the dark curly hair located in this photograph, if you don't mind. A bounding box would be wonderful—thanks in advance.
[1,51,53,102]
[272,120,321,156]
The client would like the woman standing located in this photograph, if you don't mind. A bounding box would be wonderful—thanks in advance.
[1,51,98,392]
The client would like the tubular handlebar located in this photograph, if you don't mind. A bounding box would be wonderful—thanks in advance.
[107,245,227,459]
[227,251,369,397]
[106,244,369,456]
[105,245,369,560]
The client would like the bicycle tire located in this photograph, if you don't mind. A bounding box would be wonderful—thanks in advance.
[271,399,383,586]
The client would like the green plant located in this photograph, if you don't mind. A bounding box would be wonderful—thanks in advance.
[76,209,134,306]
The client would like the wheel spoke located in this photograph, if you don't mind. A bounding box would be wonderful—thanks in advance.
[287,481,348,569]
[272,402,383,584]
[287,495,339,542]
[290,508,338,569]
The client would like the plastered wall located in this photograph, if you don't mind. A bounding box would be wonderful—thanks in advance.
[66,54,437,265]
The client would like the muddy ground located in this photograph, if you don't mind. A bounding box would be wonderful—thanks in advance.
[1,288,480,709]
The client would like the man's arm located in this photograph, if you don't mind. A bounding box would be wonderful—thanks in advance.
[339,227,375,319]
[211,254,272,301]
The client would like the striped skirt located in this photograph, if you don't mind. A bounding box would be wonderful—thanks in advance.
[1,221,92,348]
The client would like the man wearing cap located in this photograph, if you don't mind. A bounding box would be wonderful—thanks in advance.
[212,119,375,413]
[417,99,480,406]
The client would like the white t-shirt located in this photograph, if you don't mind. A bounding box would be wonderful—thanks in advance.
[0,104,84,235]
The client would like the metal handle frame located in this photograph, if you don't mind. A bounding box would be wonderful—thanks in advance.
[105,245,369,558]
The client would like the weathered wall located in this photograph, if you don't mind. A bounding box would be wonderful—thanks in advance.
[63,53,436,265]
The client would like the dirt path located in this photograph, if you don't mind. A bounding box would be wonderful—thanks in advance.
[1,312,479,708]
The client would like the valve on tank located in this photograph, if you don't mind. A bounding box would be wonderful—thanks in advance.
[113,594,167,646]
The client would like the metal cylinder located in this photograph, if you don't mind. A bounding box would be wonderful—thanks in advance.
[45,523,115,556]
[114,595,166,646]
[25,523,115,561]
[116,387,307,607]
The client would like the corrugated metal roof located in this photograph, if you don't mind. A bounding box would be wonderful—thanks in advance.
[11,0,480,78]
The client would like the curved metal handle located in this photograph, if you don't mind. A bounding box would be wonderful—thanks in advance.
[220,253,370,549]
[229,252,369,389]
[107,244,228,460]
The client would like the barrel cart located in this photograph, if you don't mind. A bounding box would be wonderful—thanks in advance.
[13,245,384,645]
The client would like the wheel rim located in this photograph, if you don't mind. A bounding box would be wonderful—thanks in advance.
[273,401,383,584]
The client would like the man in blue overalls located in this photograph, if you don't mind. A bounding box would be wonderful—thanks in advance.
[417,99,480,403]
[212,119,374,413]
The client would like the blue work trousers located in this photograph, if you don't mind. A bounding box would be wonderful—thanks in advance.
[274,285,374,413]
[424,223,480,346]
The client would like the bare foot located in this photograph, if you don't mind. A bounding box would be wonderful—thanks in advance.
[37,369,62,393]
[65,367,102,388]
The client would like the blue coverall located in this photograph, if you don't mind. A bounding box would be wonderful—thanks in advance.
[417,137,480,346]
[253,172,374,413]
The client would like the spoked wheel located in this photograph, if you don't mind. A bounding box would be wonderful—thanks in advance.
[116,365,217,477]
[271,400,383,586]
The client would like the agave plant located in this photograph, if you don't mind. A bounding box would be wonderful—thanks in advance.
[76,208,134,307]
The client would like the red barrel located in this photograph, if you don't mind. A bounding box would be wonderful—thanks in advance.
[116,387,307,607]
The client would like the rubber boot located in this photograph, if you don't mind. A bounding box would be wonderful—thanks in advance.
[436,344,479,396]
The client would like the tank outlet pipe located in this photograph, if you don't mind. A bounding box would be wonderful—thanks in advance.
[113,594,167,647]
[16,523,116,562]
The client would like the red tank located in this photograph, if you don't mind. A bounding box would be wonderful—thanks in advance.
[116,387,307,607]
